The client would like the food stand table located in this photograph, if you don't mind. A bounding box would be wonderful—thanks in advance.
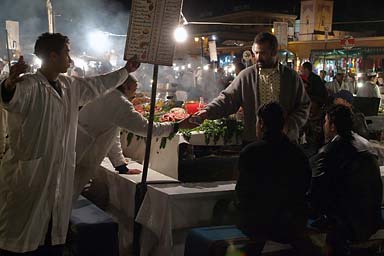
[88,158,178,255]
[121,129,242,181]
[135,181,294,256]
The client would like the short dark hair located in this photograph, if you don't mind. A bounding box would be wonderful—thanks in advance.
[326,104,353,136]
[34,33,70,61]
[117,75,138,92]
[253,32,278,52]
[257,102,285,134]
[302,61,312,71]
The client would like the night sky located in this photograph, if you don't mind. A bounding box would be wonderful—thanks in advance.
[114,0,384,34]
[0,0,383,56]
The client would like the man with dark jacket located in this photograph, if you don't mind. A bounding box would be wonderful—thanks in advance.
[236,102,315,255]
[301,62,328,106]
[309,104,382,256]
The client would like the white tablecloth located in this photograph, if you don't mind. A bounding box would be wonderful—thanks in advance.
[121,130,241,179]
[135,181,237,256]
[92,158,178,255]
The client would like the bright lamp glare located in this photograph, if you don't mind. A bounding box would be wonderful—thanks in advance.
[357,82,364,88]
[34,57,42,67]
[73,57,88,72]
[88,30,110,53]
[174,27,188,43]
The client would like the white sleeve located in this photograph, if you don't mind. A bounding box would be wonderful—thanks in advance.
[113,96,174,137]
[70,68,129,106]
[0,77,34,116]
[107,130,127,167]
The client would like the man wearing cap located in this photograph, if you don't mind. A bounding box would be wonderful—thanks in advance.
[334,90,369,139]
[325,70,346,94]
[73,75,191,200]
[357,72,381,99]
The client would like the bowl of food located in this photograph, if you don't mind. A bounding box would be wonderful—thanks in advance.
[184,101,200,114]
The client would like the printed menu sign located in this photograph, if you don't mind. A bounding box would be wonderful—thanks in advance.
[124,0,183,66]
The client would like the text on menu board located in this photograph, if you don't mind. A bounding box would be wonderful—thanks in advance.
[124,0,183,66]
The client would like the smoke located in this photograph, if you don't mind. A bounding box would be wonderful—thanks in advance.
[0,0,130,58]
[133,56,229,102]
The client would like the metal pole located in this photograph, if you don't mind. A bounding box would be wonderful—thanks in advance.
[133,64,159,256]
[200,38,204,67]
[47,0,54,33]
[5,29,12,69]
[141,64,159,185]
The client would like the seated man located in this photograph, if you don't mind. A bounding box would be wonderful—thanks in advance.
[236,102,315,255]
[309,104,382,256]
[74,75,191,200]
[333,90,369,139]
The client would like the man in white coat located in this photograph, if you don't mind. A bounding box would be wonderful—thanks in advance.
[0,32,140,255]
[74,75,192,200]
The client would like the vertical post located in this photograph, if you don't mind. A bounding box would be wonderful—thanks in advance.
[200,37,204,67]
[47,0,54,33]
[5,29,11,69]
[141,64,159,185]
[133,64,159,256]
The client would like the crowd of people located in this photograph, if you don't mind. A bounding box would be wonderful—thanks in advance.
[195,32,383,255]
[0,31,383,256]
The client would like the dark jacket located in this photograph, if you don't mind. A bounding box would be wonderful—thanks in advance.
[307,72,328,106]
[309,133,382,241]
[236,134,311,242]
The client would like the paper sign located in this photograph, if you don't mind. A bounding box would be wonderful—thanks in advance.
[208,40,217,62]
[273,22,288,48]
[124,0,183,66]
[5,20,20,51]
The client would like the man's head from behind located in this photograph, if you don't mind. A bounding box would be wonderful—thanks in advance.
[252,32,278,69]
[256,102,285,139]
[34,33,71,73]
[117,75,138,100]
[333,89,353,108]
[324,104,353,141]
[301,62,312,77]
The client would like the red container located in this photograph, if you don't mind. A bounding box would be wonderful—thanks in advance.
[184,101,200,114]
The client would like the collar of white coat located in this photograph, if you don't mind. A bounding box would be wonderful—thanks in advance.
[35,69,67,89]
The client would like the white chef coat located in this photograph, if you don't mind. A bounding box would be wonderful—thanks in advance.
[74,90,174,199]
[357,81,382,98]
[0,68,128,252]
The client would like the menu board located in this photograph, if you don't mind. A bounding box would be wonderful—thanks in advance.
[124,0,183,66]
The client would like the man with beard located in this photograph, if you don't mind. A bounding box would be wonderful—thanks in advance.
[194,32,310,144]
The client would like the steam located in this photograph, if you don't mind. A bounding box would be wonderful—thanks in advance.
[0,0,130,60]
[0,0,230,101]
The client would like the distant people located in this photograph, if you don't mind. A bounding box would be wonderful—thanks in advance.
[309,104,382,256]
[236,102,315,256]
[357,71,381,99]
[326,70,345,94]
[344,71,357,94]
[319,70,327,83]
[334,90,369,139]
[71,67,85,78]
[234,62,246,76]
[377,72,384,87]
[194,32,310,143]
[301,62,328,106]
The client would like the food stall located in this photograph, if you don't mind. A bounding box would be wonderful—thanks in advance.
[121,98,244,181]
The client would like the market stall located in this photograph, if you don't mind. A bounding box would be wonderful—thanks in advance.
[121,118,243,181]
